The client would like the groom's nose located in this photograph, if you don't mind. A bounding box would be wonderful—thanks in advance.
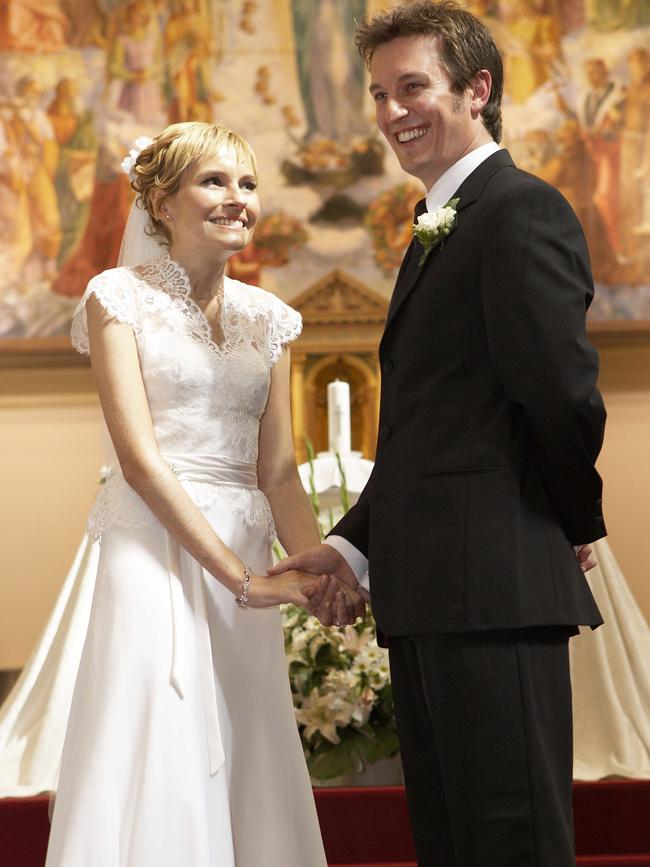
[384,96,409,124]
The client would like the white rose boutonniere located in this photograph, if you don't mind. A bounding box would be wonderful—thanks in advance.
[413,197,460,266]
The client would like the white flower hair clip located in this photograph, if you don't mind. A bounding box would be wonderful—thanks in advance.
[120,136,154,182]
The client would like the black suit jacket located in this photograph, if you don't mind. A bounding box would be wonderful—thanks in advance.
[332,150,605,637]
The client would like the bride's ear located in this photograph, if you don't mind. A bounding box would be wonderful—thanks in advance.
[151,190,171,223]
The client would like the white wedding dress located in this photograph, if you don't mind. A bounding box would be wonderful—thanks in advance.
[45,253,327,867]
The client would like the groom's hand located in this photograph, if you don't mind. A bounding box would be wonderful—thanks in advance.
[269,544,366,625]
[269,543,358,588]
[575,544,597,572]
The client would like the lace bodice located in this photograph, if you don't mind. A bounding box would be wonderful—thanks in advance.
[72,253,302,539]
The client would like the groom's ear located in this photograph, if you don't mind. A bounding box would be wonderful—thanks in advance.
[470,69,492,117]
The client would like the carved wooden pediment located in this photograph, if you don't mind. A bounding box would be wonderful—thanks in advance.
[291,269,388,327]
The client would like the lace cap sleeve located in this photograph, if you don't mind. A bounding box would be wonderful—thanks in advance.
[266,294,302,367]
[71,268,140,355]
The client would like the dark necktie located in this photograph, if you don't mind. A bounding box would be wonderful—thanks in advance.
[414,198,428,221]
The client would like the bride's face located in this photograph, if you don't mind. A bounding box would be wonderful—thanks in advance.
[162,146,260,259]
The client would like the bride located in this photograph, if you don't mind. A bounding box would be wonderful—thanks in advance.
[45,121,364,866]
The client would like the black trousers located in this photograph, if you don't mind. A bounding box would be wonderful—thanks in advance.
[388,627,575,867]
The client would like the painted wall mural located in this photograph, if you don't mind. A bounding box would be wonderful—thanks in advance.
[0,0,649,343]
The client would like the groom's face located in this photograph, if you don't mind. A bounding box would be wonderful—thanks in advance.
[370,35,479,190]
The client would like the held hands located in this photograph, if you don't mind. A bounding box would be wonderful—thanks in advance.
[304,574,367,627]
[267,544,367,627]
[244,569,327,609]
[243,569,365,627]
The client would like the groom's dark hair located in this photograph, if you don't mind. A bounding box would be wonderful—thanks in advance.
[355,0,504,143]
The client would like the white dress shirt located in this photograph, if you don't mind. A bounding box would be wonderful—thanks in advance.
[425,141,500,212]
[327,142,501,592]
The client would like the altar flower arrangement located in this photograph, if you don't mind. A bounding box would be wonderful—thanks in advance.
[280,445,399,782]
[282,605,399,781]
[413,197,460,265]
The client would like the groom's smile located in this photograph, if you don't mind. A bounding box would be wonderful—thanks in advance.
[396,126,429,143]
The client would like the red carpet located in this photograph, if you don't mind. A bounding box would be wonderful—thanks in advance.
[1,782,649,866]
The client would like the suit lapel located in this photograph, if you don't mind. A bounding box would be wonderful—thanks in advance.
[385,197,427,321]
[383,149,515,332]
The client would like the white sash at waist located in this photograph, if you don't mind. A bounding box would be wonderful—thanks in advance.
[165,452,258,489]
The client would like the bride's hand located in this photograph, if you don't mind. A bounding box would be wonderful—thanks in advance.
[245,570,324,609]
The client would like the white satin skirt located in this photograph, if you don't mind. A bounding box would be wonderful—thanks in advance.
[45,489,326,867]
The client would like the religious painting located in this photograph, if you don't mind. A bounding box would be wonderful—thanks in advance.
[0,0,648,354]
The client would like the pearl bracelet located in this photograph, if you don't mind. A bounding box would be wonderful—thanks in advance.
[235,563,251,609]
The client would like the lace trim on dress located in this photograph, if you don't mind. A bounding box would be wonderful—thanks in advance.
[71,270,140,356]
[88,474,276,542]
[132,256,302,367]
[71,254,302,366]
[264,293,302,367]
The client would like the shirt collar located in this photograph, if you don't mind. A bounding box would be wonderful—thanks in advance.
[425,141,500,213]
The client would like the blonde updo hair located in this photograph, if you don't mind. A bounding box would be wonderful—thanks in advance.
[131,122,257,244]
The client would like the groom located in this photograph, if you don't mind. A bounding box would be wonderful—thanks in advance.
[273,3,606,864]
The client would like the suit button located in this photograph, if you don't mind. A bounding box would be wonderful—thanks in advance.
[382,358,394,374]
[379,425,392,442]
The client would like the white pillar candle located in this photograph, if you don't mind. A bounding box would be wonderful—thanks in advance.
[327,380,351,455]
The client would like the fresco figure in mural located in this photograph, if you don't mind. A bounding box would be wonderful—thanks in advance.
[45,121,362,867]
[47,79,98,266]
[535,120,592,218]
[286,0,388,194]
[164,0,213,123]
[272,4,605,866]
[554,0,586,34]
[585,0,650,31]
[50,153,132,298]
[0,0,69,52]
[12,76,62,280]
[0,99,32,286]
[577,58,625,264]
[291,0,367,143]
[497,0,562,104]
[529,118,615,281]
[620,47,650,278]
[108,2,165,127]
[59,0,108,47]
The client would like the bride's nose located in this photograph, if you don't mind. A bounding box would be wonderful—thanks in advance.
[223,182,246,207]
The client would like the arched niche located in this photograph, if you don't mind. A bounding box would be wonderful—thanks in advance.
[304,353,379,459]
[289,269,388,463]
